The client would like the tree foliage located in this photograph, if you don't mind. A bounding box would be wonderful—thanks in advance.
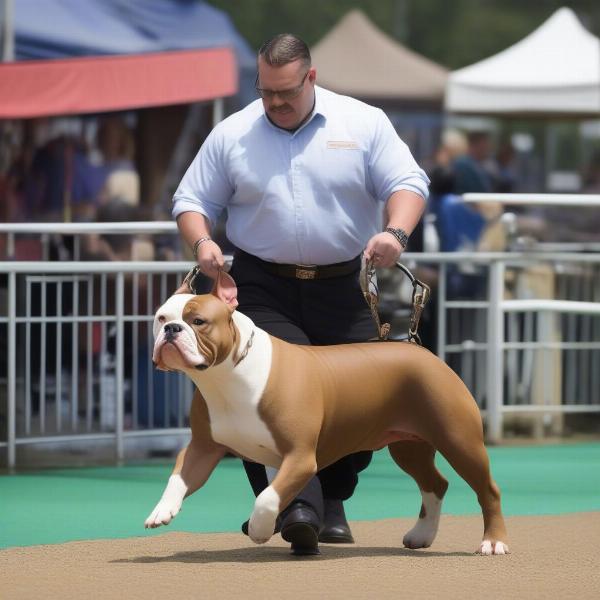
[209,0,599,69]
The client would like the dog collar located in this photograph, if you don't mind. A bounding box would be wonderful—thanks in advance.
[234,329,255,367]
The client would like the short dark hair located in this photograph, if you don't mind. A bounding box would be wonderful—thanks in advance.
[258,34,311,69]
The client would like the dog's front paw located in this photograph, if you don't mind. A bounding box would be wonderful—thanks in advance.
[248,486,280,544]
[478,540,509,555]
[144,498,182,528]
[144,474,187,529]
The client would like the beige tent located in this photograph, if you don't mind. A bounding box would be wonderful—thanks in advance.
[311,10,447,104]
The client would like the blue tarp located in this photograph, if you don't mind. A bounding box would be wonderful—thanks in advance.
[14,0,254,68]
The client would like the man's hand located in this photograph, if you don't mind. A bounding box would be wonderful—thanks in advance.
[174,240,225,294]
[364,232,403,267]
[195,240,225,279]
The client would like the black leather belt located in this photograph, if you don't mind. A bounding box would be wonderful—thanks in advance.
[236,250,361,280]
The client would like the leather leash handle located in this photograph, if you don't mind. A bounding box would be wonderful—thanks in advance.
[362,259,391,341]
[361,258,431,345]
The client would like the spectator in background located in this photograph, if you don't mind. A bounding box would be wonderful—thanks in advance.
[453,131,494,195]
[493,140,517,193]
[82,199,153,262]
[27,133,106,223]
[428,129,468,197]
[427,129,506,298]
[96,116,140,208]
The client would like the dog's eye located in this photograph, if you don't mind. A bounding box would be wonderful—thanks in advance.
[193,318,206,326]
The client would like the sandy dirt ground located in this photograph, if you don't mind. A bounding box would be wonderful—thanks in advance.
[2,513,599,600]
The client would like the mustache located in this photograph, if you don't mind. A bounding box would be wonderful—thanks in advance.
[269,104,292,113]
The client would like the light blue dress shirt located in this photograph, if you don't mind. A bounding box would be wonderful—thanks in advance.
[173,86,429,265]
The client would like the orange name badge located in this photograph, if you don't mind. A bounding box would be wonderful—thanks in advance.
[326,140,359,150]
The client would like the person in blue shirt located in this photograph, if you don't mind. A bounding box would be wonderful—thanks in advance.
[173,33,429,554]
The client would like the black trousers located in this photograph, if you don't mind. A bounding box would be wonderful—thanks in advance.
[229,250,375,504]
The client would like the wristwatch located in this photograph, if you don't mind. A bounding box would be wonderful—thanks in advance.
[384,227,409,250]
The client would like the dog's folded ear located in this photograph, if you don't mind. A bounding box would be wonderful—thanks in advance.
[211,270,238,311]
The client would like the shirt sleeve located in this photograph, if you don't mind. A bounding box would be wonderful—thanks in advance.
[171,125,234,226]
[367,109,430,203]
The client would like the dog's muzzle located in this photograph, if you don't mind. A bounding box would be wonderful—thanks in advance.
[163,322,183,342]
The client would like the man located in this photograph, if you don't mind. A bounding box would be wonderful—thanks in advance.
[452,131,494,195]
[173,34,429,554]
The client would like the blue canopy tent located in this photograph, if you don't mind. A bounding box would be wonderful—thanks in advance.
[1,0,256,117]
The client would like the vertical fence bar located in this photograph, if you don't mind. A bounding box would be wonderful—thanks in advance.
[55,281,62,432]
[521,311,535,402]
[437,263,447,361]
[115,272,125,462]
[146,273,154,428]
[73,236,81,261]
[86,277,93,431]
[507,313,518,405]
[7,233,15,258]
[132,272,139,429]
[25,278,32,435]
[100,274,108,431]
[580,271,592,404]
[486,260,505,443]
[8,271,17,469]
[592,275,600,405]
[40,281,46,433]
[71,277,79,430]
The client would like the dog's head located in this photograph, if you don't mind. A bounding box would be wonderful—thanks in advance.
[152,271,239,372]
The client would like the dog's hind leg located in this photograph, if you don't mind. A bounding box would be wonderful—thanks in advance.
[388,440,449,549]
[436,436,509,555]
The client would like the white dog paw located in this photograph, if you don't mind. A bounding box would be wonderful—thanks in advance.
[403,492,441,549]
[248,486,280,544]
[478,540,510,555]
[248,512,276,544]
[403,520,437,549]
[144,499,181,529]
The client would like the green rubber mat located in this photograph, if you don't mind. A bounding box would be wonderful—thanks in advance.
[1,443,599,549]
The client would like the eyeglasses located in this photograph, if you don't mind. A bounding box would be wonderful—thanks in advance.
[255,70,309,101]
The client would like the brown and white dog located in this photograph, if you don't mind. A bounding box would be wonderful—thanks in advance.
[145,272,509,555]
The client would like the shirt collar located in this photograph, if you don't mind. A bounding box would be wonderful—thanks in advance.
[262,85,327,136]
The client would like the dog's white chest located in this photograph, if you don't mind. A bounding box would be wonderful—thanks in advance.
[208,395,281,467]
[196,326,281,467]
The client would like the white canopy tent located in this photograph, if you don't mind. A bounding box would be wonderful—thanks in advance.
[445,7,600,117]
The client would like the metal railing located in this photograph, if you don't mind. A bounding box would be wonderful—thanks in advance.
[1,227,599,467]
[0,221,181,261]
[0,213,600,467]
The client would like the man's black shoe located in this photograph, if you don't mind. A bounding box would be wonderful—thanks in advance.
[280,502,321,556]
[318,498,354,544]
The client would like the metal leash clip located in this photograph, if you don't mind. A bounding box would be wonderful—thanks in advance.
[362,259,431,345]
[395,263,431,345]
[361,260,391,341]
[183,265,204,294]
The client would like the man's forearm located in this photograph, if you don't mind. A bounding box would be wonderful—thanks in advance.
[385,190,427,235]
[176,211,213,252]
